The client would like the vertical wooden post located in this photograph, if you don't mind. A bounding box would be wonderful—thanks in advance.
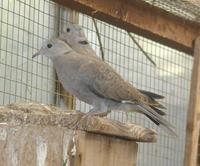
[55,8,78,109]
[72,131,138,166]
[184,36,200,166]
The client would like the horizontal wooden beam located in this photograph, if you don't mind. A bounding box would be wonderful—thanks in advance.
[52,0,200,55]
[1,102,157,142]
[186,0,200,6]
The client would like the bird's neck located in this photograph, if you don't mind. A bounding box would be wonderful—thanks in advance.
[62,49,73,55]
[50,49,72,60]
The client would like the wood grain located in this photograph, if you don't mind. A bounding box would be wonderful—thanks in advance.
[72,131,138,166]
[0,102,157,142]
[52,0,200,54]
[184,36,200,166]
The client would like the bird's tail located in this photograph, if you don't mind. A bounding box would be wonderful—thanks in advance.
[138,89,164,99]
[137,103,176,136]
[139,89,166,110]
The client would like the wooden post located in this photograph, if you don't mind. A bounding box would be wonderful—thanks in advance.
[54,8,78,109]
[184,36,200,166]
[72,131,138,166]
[59,8,79,110]
[0,102,157,166]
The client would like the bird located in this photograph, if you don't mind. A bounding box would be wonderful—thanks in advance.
[59,22,96,56]
[59,22,166,108]
[33,38,175,135]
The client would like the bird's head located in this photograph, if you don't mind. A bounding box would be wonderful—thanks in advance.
[32,38,72,59]
[60,22,89,46]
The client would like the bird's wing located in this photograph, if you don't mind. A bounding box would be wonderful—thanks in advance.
[78,58,165,110]
[78,59,143,102]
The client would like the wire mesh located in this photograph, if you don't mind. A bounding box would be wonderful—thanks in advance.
[76,14,193,166]
[0,0,58,105]
[144,0,200,23]
[0,0,194,166]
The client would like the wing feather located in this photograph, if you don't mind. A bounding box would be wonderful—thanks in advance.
[77,56,165,111]
[78,59,143,102]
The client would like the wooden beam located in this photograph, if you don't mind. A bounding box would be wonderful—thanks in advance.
[1,102,157,142]
[52,0,200,55]
[185,0,200,6]
[184,36,200,166]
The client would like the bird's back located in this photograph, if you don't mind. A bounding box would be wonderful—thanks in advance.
[52,49,164,112]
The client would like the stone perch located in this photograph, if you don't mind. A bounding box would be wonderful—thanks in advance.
[0,102,157,166]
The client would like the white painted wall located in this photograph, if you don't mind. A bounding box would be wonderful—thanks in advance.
[0,0,56,105]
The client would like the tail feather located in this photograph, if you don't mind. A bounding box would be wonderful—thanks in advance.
[138,89,164,99]
[150,106,166,116]
[145,114,160,125]
[152,101,166,109]
[139,89,166,109]
[138,103,176,136]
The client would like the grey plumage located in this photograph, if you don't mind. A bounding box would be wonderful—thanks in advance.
[33,38,175,136]
[60,23,167,113]
[60,23,96,56]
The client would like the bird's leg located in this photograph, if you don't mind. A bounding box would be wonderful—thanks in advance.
[86,102,111,117]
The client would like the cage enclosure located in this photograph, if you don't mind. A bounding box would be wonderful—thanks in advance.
[0,0,200,166]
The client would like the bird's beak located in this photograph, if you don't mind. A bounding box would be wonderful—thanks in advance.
[32,50,40,58]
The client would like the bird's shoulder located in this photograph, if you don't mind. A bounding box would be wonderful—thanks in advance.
[78,59,144,102]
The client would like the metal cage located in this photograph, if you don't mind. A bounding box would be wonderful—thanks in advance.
[0,0,195,165]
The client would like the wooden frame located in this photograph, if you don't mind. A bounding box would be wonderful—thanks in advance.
[52,0,200,55]
[184,37,200,166]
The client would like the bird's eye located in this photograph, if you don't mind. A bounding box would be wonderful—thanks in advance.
[66,28,70,32]
[47,43,52,48]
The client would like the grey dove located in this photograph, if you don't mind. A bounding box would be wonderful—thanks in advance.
[60,22,96,56]
[60,23,166,106]
[33,38,175,135]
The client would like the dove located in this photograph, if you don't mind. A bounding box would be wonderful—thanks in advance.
[59,23,166,109]
[33,38,175,135]
[59,23,96,56]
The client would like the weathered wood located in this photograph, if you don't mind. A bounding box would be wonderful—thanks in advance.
[77,115,157,142]
[0,102,157,165]
[72,131,138,166]
[0,125,138,166]
[0,102,157,142]
[184,36,200,166]
[51,0,200,54]
[185,0,200,6]
[0,124,74,166]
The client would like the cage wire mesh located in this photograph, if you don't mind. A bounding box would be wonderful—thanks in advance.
[144,0,200,23]
[0,0,194,166]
